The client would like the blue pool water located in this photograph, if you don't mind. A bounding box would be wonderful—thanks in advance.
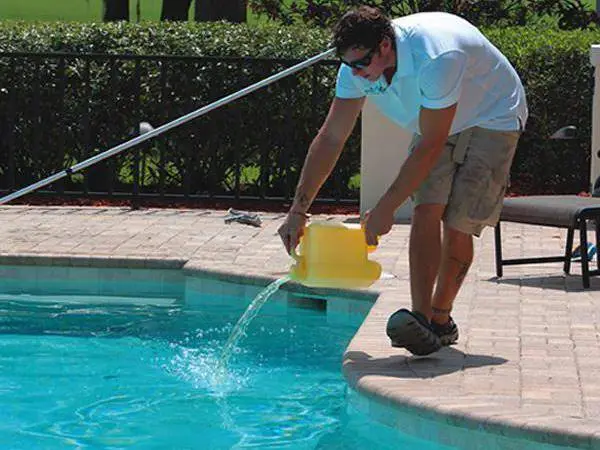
[0,266,453,449]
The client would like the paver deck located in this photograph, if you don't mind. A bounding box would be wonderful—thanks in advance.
[1,205,599,449]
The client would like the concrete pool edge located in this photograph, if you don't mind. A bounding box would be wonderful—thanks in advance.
[345,386,598,450]
[0,253,598,449]
[0,253,187,269]
[344,289,600,450]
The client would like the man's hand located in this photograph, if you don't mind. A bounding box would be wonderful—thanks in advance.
[278,212,309,255]
[363,204,394,246]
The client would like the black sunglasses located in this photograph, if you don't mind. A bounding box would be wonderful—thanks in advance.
[339,46,377,70]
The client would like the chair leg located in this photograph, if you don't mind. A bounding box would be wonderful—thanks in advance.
[564,228,574,274]
[596,219,600,271]
[580,221,590,289]
[495,223,503,278]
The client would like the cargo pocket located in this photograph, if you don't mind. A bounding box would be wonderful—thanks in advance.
[469,164,507,223]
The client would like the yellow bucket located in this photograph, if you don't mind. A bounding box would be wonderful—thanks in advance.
[290,221,381,288]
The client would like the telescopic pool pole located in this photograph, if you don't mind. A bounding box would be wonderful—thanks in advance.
[0,48,336,205]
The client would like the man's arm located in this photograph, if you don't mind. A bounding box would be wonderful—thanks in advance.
[289,96,365,214]
[363,103,457,245]
[375,103,457,214]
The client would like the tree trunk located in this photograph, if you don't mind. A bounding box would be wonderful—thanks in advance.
[195,0,247,23]
[161,0,193,21]
[103,0,130,21]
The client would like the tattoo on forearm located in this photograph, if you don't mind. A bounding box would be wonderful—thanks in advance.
[298,193,309,208]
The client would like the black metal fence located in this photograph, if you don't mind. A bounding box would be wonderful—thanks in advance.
[0,52,361,206]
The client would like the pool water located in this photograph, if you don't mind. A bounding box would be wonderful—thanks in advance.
[0,266,453,449]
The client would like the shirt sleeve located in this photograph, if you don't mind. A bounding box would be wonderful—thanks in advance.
[335,64,365,99]
[419,50,467,109]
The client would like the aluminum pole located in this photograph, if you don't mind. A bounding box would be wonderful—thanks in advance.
[0,48,336,205]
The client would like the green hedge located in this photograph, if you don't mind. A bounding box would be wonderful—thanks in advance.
[485,26,599,194]
[0,21,331,56]
[0,21,350,200]
[0,21,599,197]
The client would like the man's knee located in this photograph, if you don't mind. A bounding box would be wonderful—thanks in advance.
[443,225,474,261]
[444,224,471,241]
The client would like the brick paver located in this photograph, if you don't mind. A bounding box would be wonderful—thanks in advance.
[1,205,599,448]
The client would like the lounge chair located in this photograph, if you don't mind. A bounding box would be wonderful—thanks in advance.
[494,195,600,288]
[494,126,600,289]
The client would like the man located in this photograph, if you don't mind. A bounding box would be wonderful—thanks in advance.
[277,6,527,356]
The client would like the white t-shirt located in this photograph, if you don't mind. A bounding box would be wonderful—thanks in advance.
[335,12,528,135]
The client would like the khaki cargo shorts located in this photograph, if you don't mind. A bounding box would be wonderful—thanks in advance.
[411,126,521,237]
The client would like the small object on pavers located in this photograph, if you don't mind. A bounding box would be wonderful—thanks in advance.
[224,208,262,227]
[386,308,442,356]
[571,242,596,262]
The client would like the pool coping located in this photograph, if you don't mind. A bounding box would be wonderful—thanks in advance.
[344,288,600,450]
[1,252,599,449]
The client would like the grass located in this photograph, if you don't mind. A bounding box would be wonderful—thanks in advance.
[0,0,267,23]
[1,0,133,22]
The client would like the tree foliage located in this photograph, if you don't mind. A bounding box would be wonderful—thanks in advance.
[249,0,598,30]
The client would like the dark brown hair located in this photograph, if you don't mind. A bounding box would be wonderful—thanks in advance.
[332,6,395,55]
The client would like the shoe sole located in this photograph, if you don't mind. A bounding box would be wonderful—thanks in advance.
[386,311,442,356]
[439,330,459,346]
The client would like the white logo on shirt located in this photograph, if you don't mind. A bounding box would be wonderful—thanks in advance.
[364,79,389,95]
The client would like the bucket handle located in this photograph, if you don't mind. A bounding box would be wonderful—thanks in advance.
[290,247,301,262]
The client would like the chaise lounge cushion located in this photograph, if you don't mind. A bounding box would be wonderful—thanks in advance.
[501,195,600,228]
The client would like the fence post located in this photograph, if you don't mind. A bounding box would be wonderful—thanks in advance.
[7,58,17,192]
[131,59,142,210]
[590,45,600,191]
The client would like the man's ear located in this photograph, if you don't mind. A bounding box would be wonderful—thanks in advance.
[380,37,393,56]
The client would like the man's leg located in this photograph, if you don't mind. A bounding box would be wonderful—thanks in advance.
[409,203,446,320]
[431,226,473,325]
[433,127,520,326]
[386,203,446,355]
[385,134,456,354]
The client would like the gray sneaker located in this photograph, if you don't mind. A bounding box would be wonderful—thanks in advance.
[386,309,442,356]
[430,316,459,346]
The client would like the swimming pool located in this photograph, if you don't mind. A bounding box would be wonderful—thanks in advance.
[0,265,454,449]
